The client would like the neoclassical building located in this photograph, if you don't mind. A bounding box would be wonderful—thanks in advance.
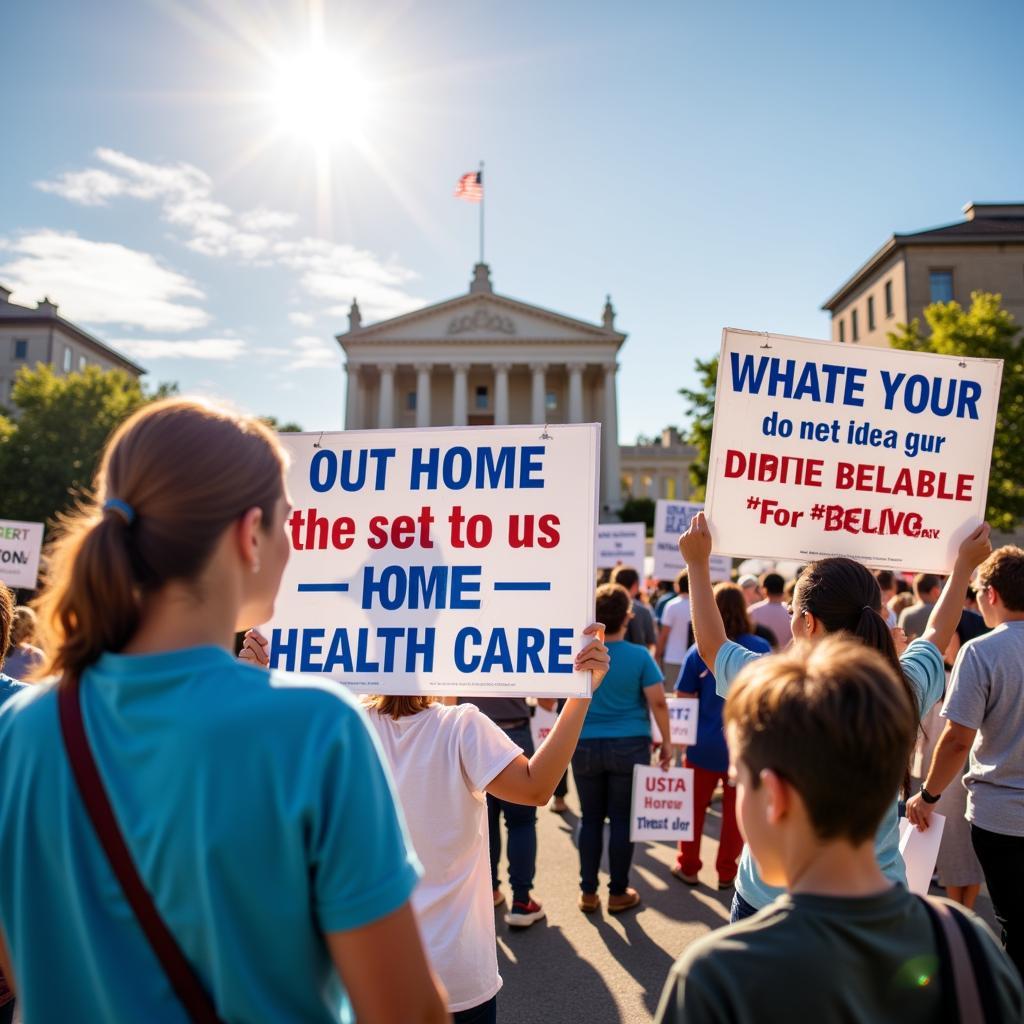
[337,263,626,515]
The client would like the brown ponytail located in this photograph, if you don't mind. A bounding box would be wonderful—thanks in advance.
[35,398,286,682]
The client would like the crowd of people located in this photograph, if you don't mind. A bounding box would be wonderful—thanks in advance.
[0,397,1022,1022]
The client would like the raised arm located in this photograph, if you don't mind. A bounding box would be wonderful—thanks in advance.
[918,524,991,652]
[678,513,728,670]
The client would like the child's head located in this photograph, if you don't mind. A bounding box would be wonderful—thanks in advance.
[723,637,917,887]
[975,545,1024,623]
[595,582,632,635]
[714,582,752,642]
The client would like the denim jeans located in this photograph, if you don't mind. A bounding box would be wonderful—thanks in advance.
[488,724,537,904]
[730,890,759,923]
[571,736,650,895]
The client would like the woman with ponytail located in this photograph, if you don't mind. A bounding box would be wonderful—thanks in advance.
[679,512,992,923]
[0,399,446,1023]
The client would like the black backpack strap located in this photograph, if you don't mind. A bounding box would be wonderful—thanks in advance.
[948,901,1001,1022]
[919,896,961,1024]
[920,894,988,1023]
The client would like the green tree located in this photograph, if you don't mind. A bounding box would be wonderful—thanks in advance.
[889,291,1024,531]
[619,495,656,532]
[678,355,718,500]
[259,415,303,433]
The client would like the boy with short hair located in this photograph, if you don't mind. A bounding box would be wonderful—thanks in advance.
[654,637,1023,1023]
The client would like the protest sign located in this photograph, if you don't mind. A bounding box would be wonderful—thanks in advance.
[264,424,600,697]
[630,764,694,842]
[530,704,558,749]
[705,328,1003,572]
[596,522,646,572]
[0,519,44,590]
[650,696,699,746]
[653,500,732,581]
[898,814,946,896]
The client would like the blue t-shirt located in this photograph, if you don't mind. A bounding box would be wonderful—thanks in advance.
[0,646,421,1023]
[676,634,770,773]
[580,640,663,740]
[715,637,944,911]
[0,673,25,708]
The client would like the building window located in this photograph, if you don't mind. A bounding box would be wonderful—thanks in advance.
[929,270,954,303]
[666,478,677,500]
[545,390,558,411]
[884,280,893,318]
[406,391,417,412]
[474,385,489,410]
[63,347,72,372]
[851,309,859,342]
[13,339,28,360]
[838,319,846,344]
[867,296,875,332]
[79,356,87,372]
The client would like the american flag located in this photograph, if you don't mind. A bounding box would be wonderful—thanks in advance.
[453,170,483,203]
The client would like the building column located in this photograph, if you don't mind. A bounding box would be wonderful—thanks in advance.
[530,363,546,423]
[494,363,510,425]
[377,363,395,429]
[451,364,468,426]
[568,362,585,423]
[603,361,622,511]
[344,362,362,430]
[414,363,432,428]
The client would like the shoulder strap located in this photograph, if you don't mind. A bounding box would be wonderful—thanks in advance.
[58,675,224,1024]
[920,895,987,1024]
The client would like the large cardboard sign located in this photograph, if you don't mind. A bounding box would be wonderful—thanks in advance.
[630,764,695,842]
[596,522,646,572]
[0,519,44,590]
[265,424,600,697]
[705,329,1002,572]
[650,696,699,746]
[653,500,732,581]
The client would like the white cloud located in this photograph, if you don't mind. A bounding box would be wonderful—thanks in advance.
[289,335,339,370]
[240,207,298,232]
[110,337,247,361]
[0,230,208,332]
[289,310,315,327]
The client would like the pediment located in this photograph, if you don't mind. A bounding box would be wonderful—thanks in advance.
[339,291,624,345]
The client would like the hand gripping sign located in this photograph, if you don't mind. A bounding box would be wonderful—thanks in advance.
[263,424,601,697]
[705,329,1002,572]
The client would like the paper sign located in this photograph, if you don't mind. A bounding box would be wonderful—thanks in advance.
[0,519,44,590]
[653,500,732,581]
[596,522,646,572]
[630,764,695,841]
[530,705,558,749]
[705,328,1002,572]
[650,696,699,746]
[898,814,946,895]
[264,424,600,697]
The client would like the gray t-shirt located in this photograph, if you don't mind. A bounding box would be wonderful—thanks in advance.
[898,601,935,641]
[942,620,1024,836]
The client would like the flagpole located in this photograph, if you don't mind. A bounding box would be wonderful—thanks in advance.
[479,160,485,264]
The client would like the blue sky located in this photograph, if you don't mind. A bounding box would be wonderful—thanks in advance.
[2,0,1022,439]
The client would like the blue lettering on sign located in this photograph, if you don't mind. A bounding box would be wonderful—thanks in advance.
[409,446,546,490]
[453,627,576,674]
[361,565,482,610]
[310,448,396,492]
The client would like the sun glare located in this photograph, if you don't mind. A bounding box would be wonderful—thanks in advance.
[271,50,374,147]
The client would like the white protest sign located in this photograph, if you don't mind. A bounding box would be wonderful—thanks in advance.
[596,522,646,572]
[530,705,558,749]
[898,814,946,895]
[653,500,732,581]
[264,424,600,697]
[705,328,1002,572]
[650,696,699,746]
[0,519,44,590]
[630,764,694,841]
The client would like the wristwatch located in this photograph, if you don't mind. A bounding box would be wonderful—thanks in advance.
[920,786,942,804]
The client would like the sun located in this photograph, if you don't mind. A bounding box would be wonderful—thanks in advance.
[270,48,374,148]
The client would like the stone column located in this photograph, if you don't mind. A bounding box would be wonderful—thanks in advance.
[451,364,468,426]
[568,362,585,423]
[530,363,546,423]
[602,361,622,511]
[494,363,510,425]
[377,363,395,429]
[415,363,432,428]
[344,362,362,430]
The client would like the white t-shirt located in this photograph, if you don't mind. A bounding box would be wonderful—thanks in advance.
[660,596,692,663]
[367,703,522,1012]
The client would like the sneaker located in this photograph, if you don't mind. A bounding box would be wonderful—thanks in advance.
[671,866,700,886]
[549,797,569,814]
[505,899,546,928]
[493,888,505,909]
[717,878,735,892]
[578,892,600,914]
[608,888,641,914]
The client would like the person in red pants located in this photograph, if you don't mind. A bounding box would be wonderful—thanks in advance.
[670,583,770,890]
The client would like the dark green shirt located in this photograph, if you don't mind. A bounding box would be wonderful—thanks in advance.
[655,888,1023,1024]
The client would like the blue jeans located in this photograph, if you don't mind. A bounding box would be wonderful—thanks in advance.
[730,890,759,923]
[488,724,537,904]
[453,994,497,1024]
[572,736,650,895]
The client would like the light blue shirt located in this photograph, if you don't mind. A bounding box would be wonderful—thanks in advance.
[580,640,663,739]
[715,637,944,911]
[0,646,420,1022]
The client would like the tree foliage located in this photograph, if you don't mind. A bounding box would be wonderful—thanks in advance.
[259,415,303,433]
[889,291,1024,532]
[678,356,718,501]
[618,496,656,532]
